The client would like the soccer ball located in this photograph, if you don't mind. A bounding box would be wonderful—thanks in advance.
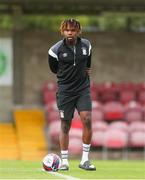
[42,153,61,172]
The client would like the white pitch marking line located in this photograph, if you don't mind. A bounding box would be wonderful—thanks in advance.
[48,171,81,180]
[42,168,80,180]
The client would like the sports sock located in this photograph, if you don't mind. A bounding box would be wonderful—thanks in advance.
[61,150,69,165]
[80,143,91,165]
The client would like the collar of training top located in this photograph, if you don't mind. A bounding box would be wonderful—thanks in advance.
[63,37,81,46]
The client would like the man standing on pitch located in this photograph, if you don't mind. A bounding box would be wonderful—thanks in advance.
[48,19,96,171]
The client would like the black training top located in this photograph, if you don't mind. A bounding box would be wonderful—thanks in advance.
[48,37,92,94]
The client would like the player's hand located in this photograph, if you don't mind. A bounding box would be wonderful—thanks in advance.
[86,68,91,76]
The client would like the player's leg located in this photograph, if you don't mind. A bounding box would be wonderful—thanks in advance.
[59,119,72,170]
[56,93,76,170]
[76,90,96,170]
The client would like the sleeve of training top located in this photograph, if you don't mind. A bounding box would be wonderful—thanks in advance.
[87,41,92,68]
[48,54,58,74]
[48,46,58,74]
[48,40,62,74]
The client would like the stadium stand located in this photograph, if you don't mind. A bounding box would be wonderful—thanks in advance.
[42,81,145,158]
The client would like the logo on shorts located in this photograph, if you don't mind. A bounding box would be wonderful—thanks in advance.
[59,110,64,118]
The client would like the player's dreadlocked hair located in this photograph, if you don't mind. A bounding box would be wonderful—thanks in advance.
[60,19,82,34]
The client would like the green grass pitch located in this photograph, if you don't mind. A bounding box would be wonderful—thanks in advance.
[0,160,145,179]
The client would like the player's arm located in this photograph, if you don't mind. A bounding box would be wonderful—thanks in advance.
[86,42,92,76]
[48,48,58,74]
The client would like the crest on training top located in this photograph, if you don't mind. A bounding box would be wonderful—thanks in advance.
[62,53,68,57]
[82,47,87,55]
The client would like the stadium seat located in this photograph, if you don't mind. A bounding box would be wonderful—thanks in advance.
[69,128,82,138]
[43,91,56,104]
[124,101,144,123]
[138,90,145,105]
[91,101,104,122]
[118,82,137,104]
[42,81,57,105]
[103,129,128,149]
[96,82,118,103]
[47,110,59,123]
[45,101,57,111]
[102,128,128,159]
[129,121,145,133]
[49,120,61,145]
[129,131,145,148]
[93,121,108,131]
[109,121,128,132]
[92,109,104,122]
[103,101,124,121]
[92,121,108,147]
[69,137,82,155]
[42,81,57,92]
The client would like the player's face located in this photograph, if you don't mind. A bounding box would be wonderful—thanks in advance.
[63,26,79,43]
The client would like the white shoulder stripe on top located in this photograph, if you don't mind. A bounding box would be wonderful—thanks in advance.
[48,49,58,60]
[88,44,92,56]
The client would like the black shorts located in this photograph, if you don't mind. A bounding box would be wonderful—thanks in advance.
[56,89,92,120]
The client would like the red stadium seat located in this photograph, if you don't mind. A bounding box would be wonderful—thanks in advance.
[90,81,98,100]
[42,81,57,105]
[124,101,144,123]
[43,91,56,104]
[69,137,82,154]
[92,121,108,147]
[103,129,128,149]
[109,121,128,132]
[92,109,104,122]
[102,128,128,159]
[49,120,60,145]
[45,101,57,111]
[118,82,137,104]
[103,101,124,121]
[91,131,106,147]
[92,101,104,122]
[129,121,145,132]
[92,121,108,131]
[47,110,59,122]
[129,131,145,148]
[42,81,57,92]
[119,90,136,104]
[96,82,118,103]
[138,90,145,105]
[69,128,82,138]
[128,121,145,156]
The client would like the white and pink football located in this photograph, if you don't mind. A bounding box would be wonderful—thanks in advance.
[42,153,61,172]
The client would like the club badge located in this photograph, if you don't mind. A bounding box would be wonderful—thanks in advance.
[59,110,64,118]
[62,53,67,57]
[82,47,87,55]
